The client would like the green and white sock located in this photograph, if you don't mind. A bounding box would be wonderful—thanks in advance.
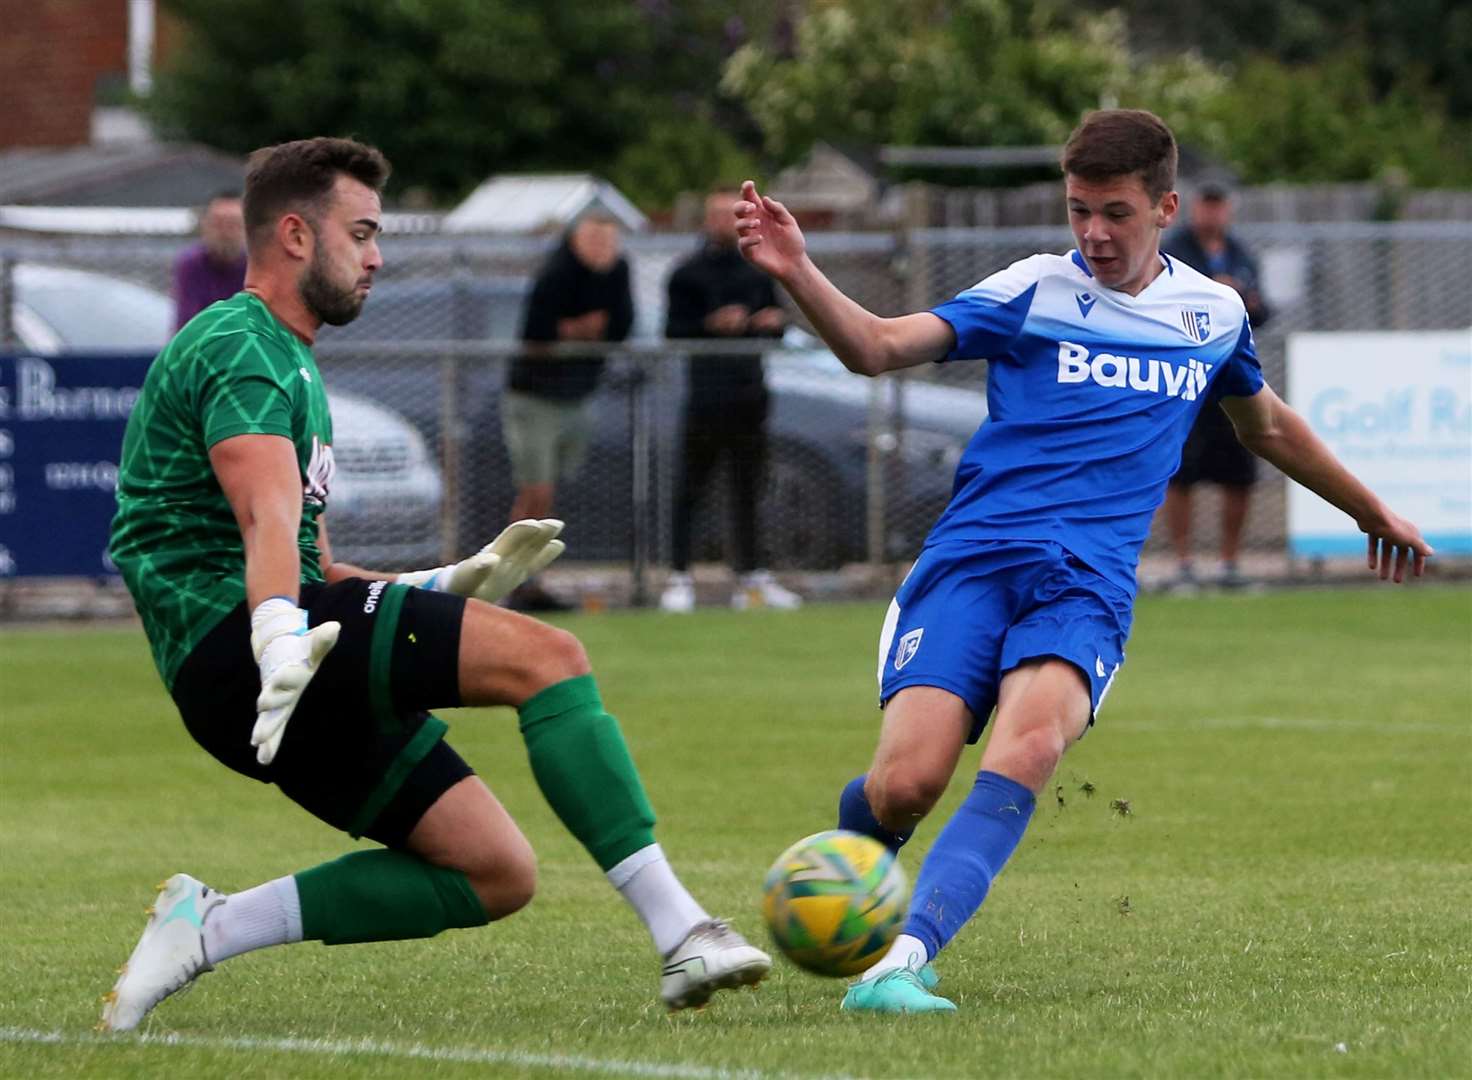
[519,675,657,871]
[203,876,302,964]
[294,850,489,946]
[605,843,708,956]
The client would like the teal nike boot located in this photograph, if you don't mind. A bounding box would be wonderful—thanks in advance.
[841,965,956,1014]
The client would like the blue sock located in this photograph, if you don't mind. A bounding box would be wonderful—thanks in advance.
[902,770,1035,959]
[837,774,914,853]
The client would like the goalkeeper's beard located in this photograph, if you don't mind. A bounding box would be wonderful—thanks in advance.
[300,249,366,327]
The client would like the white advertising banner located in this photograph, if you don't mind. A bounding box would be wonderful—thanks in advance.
[1287,329,1472,556]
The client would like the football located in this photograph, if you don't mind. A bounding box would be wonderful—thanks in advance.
[761,829,908,977]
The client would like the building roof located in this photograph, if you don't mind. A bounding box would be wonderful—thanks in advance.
[0,143,246,207]
[442,173,647,233]
[769,143,880,212]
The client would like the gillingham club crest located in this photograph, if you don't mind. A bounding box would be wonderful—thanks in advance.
[1180,308,1211,343]
[894,628,924,671]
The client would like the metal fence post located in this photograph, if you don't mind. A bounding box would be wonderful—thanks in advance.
[865,376,887,569]
[0,253,14,350]
[439,350,461,564]
[0,254,11,615]
[627,352,653,607]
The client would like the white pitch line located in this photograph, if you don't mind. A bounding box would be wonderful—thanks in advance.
[0,1026,861,1080]
[1117,715,1466,735]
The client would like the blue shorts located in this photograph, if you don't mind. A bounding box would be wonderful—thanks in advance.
[876,540,1133,742]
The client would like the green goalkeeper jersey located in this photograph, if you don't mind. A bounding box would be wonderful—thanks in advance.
[110,292,334,690]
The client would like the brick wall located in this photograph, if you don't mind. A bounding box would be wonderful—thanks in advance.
[0,0,169,149]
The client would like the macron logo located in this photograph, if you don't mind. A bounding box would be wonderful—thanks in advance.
[1057,341,1212,401]
[1075,293,1097,319]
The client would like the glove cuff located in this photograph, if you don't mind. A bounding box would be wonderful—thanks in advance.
[250,597,308,662]
[396,566,450,590]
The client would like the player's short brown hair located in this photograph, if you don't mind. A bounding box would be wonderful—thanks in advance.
[243,137,391,246]
[1060,109,1178,203]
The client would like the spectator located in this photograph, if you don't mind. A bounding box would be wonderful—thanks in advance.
[659,188,801,613]
[502,212,634,611]
[1161,179,1272,589]
[173,191,247,329]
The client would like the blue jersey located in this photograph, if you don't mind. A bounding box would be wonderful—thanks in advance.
[928,249,1264,597]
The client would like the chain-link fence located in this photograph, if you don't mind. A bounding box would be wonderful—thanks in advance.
[3,220,1469,604]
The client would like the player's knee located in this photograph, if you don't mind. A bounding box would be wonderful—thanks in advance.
[468,835,538,921]
[1002,723,1069,789]
[1030,722,1069,773]
[867,765,947,828]
[527,625,591,686]
[496,622,592,702]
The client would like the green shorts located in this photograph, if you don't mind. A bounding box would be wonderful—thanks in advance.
[501,388,594,488]
[171,578,473,847]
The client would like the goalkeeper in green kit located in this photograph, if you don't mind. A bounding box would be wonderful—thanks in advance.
[101,136,768,1032]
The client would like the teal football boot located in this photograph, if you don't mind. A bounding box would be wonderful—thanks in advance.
[840,965,956,1014]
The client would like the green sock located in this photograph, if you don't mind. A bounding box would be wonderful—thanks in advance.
[295,850,489,946]
[519,674,657,872]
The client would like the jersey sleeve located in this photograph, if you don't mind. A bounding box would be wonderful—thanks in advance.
[1209,315,1266,402]
[928,255,1043,363]
[194,331,298,448]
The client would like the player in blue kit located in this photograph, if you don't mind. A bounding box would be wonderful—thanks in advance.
[734,109,1432,1014]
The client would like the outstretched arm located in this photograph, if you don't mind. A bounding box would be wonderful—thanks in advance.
[1220,387,1432,581]
[318,512,565,603]
[735,180,953,376]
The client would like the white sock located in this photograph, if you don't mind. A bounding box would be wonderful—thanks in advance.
[202,876,303,965]
[860,933,929,982]
[605,843,709,956]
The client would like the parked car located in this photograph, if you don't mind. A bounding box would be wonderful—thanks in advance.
[760,334,985,566]
[316,274,988,568]
[10,263,177,353]
[7,263,445,570]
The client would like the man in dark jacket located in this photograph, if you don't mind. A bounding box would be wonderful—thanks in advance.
[503,212,634,610]
[1161,179,1271,589]
[659,189,800,613]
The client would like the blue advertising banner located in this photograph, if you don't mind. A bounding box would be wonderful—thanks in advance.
[0,352,153,578]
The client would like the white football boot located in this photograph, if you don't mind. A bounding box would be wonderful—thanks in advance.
[99,873,223,1032]
[659,573,696,613]
[732,570,802,611]
[660,918,771,1010]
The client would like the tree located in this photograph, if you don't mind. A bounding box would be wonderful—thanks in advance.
[149,0,764,207]
[1167,52,1472,187]
[1078,0,1472,120]
[720,0,1472,187]
[721,0,1224,163]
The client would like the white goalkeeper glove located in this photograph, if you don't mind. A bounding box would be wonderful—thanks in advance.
[397,518,566,604]
[249,597,341,766]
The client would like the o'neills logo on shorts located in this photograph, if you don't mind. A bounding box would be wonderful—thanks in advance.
[363,579,388,614]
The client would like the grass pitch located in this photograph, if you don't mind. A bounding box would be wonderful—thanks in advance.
[2,586,1469,1079]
